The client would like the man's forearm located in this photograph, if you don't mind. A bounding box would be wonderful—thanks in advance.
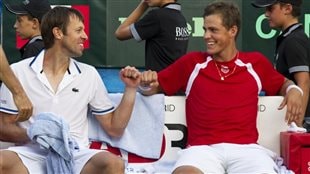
[279,79,295,96]
[122,1,148,27]
[0,115,30,143]
[0,46,25,96]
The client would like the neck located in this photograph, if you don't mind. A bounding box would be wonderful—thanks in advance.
[282,18,299,31]
[161,0,177,7]
[213,49,239,62]
[43,49,70,75]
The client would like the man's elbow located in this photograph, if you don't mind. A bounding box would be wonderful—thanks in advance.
[115,34,128,41]
[107,128,125,138]
[115,29,124,40]
[114,28,132,41]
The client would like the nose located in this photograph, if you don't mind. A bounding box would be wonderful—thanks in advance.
[14,20,18,29]
[264,8,271,17]
[82,30,88,41]
[203,30,210,40]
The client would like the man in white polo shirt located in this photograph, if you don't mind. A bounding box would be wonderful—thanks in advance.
[0,7,141,174]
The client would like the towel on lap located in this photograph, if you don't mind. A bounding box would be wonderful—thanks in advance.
[27,113,79,174]
[88,93,165,159]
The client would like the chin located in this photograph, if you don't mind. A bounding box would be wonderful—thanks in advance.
[206,49,217,55]
[72,52,83,58]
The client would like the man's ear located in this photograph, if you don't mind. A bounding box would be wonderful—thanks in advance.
[282,3,293,15]
[230,25,238,38]
[53,27,64,39]
[32,18,40,29]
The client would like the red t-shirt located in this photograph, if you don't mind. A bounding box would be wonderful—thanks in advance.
[158,51,285,146]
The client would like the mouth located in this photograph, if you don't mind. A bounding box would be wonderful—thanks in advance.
[207,41,215,46]
[206,41,216,49]
[79,43,84,50]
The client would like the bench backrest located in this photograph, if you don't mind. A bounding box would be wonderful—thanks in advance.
[162,96,287,161]
[0,96,287,162]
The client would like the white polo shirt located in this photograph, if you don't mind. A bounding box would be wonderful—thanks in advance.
[0,50,115,146]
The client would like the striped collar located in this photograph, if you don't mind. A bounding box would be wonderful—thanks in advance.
[162,3,181,11]
[28,35,43,44]
[282,23,302,37]
[29,50,82,75]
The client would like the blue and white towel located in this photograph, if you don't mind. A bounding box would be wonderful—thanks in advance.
[88,93,165,159]
[27,112,79,174]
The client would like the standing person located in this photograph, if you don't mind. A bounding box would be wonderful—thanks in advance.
[0,45,33,122]
[252,0,310,130]
[115,0,189,72]
[0,6,141,174]
[4,0,51,59]
[138,1,303,173]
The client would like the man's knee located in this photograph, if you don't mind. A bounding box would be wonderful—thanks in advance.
[83,152,125,173]
[0,150,12,168]
[104,153,125,171]
[0,150,27,174]
[173,166,203,174]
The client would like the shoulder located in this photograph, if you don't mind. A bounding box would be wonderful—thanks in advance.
[10,57,35,69]
[286,31,309,45]
[146,8,161,16]
[184,51,207,58]
[238,51,271,65]
[71,59,98,74]
[174,51,209,67]
[25,40,44,50]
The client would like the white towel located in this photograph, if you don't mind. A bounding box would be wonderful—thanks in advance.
[88,93,165,159]
[287,122,307,133]
[275,156,295,174]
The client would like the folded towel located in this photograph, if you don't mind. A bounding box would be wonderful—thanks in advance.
[27,113,79,174]
[88,93,165,159]
[287,122,307,133]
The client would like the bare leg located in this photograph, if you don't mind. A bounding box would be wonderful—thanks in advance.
[173,166,203,174]
[0,150,28,174]
[81,151,125,174]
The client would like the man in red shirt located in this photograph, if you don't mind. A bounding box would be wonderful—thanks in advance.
[138,1,303,173]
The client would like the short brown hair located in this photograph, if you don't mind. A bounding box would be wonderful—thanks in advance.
[40,6,84,49]
[203,1,241,38]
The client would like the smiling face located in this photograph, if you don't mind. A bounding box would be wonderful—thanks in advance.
[202,2,240,60]
[59,15,88,58]
[203,14,237,58]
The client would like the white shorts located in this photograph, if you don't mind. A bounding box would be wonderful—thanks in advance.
[172,143,278,174]
[6,142,105,174]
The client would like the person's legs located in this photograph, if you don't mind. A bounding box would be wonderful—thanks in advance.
[0,150,28,174]
[173,165,204,174]
[226,143,278,174]
[172,145,225,174]
[77,148,125,174]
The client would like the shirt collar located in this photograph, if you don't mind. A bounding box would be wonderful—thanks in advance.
[29,50,82,75]
[28,35,43,44]
[282,23,303,37]
[162,3,181,11]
